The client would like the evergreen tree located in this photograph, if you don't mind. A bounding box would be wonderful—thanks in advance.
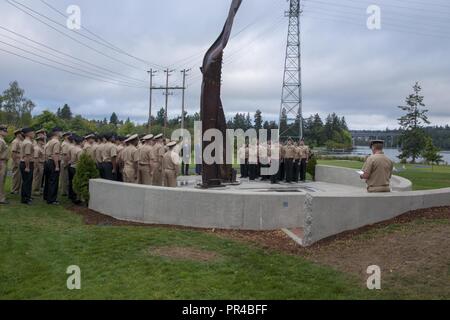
[60,104,73,120]
[398,82,430,163]
[110,112,119,126]
[254,109,263,131]
[73,153,100,203]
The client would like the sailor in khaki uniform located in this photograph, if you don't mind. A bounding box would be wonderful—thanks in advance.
[115,136,126,182]
[122,134,139,184]
[60,132,72,196]
[162,141,180,188]
[10,129,23,194]
[19,128,35,205]
[151,134,165,186]
[32,136,46,195]
[83,134,96,160]
[284,139,296,183]
[68,135,83,204]
[95,135,105,178]
[298,139,310,182]
[360,140,394,193]
[138,134,154,185]
[101,134,118,181]
[43,127,63,205]
[0,125,9,204]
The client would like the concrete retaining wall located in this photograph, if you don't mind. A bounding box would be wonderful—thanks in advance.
[89,179,306,230]
[303,188,450,246]
[315,165,413,192]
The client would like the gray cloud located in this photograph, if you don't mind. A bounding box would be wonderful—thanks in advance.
[0,0,449,130]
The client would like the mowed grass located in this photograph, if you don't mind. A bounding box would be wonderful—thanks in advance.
[318,160,450,190]
[0,178,377,300]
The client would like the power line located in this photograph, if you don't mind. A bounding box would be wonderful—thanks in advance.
[5,0,147,71]
[0,39,148,87]
[303,0,450,23]
[303,7,450,39]
[38,0,165,69]
[0,26,147,84]
[0,46,147,89]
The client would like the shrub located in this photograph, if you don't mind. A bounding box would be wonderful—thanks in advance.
[73,153,100,204]
[307,156,318,181]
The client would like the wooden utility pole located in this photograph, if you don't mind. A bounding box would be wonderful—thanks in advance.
[180,69,191,131]
[147,69,157,132]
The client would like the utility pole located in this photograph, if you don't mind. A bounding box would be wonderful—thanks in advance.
[150,70,184,136]
[147,69,157,132]
[180,69,191,131]
[163,68,174,135]
[279,0,303,141]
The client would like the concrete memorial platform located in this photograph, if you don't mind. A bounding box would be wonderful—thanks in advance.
[89,165,450,246]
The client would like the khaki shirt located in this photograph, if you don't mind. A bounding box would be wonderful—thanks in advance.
[95,143,104,163]
[363,153,394,193]
[284,145,296,159]
[83,142,94,159]
[34,144,45,163]
[45,138,62,161]
[102,142,117,162]
[297,145,310,160]
[122,145,139,167]
[70,146,83,168]
[152,143,165,163]
[163,150,180,173]
[20,138,34,161]
[10,138,22,160]
[138,145,152,165]
[0,137,8,161]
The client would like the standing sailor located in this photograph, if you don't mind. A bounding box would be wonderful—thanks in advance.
[44,127,62,205]
[0,125,9,205]
[32,136,45,196]
[10,129,23,195]
[138,134,154,185]
[162,141,180,188]
[68,135,83,204]
[151,134,165,186]
[101,134,118,181]
[360,140,394,193]
[122,134,139,184]
[60,132,72,196]
[284,139,296,183]
[19,128,35,205]
[298,139,310,182]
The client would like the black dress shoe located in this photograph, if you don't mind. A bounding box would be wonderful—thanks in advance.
[0,201,9,205]
[21,201,32,205]
[48,201,60,205]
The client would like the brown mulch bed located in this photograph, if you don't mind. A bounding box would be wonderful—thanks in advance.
[68,204,450,254]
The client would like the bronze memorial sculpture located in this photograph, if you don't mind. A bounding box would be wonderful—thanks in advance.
[200,0,242,188]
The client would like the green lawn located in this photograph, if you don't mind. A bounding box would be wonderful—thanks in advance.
[0,180,376,300]
[1,162,448,299]
[318,160,450,190]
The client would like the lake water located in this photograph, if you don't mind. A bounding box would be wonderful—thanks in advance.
[322,147,450,164]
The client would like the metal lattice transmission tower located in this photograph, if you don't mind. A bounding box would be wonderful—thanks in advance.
[279,0,303,141]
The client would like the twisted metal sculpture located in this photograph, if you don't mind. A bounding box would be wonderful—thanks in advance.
[200,0,242,187]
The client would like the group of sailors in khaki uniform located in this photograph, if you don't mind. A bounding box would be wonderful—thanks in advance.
[0,125,67,205]
[0,125,182,206]
[90,133,181,188]
[238,138,311,184]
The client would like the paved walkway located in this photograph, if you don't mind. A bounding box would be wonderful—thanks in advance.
[177,175,365,194]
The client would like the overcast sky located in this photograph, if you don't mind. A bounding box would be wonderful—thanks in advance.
[1,0,449,130]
